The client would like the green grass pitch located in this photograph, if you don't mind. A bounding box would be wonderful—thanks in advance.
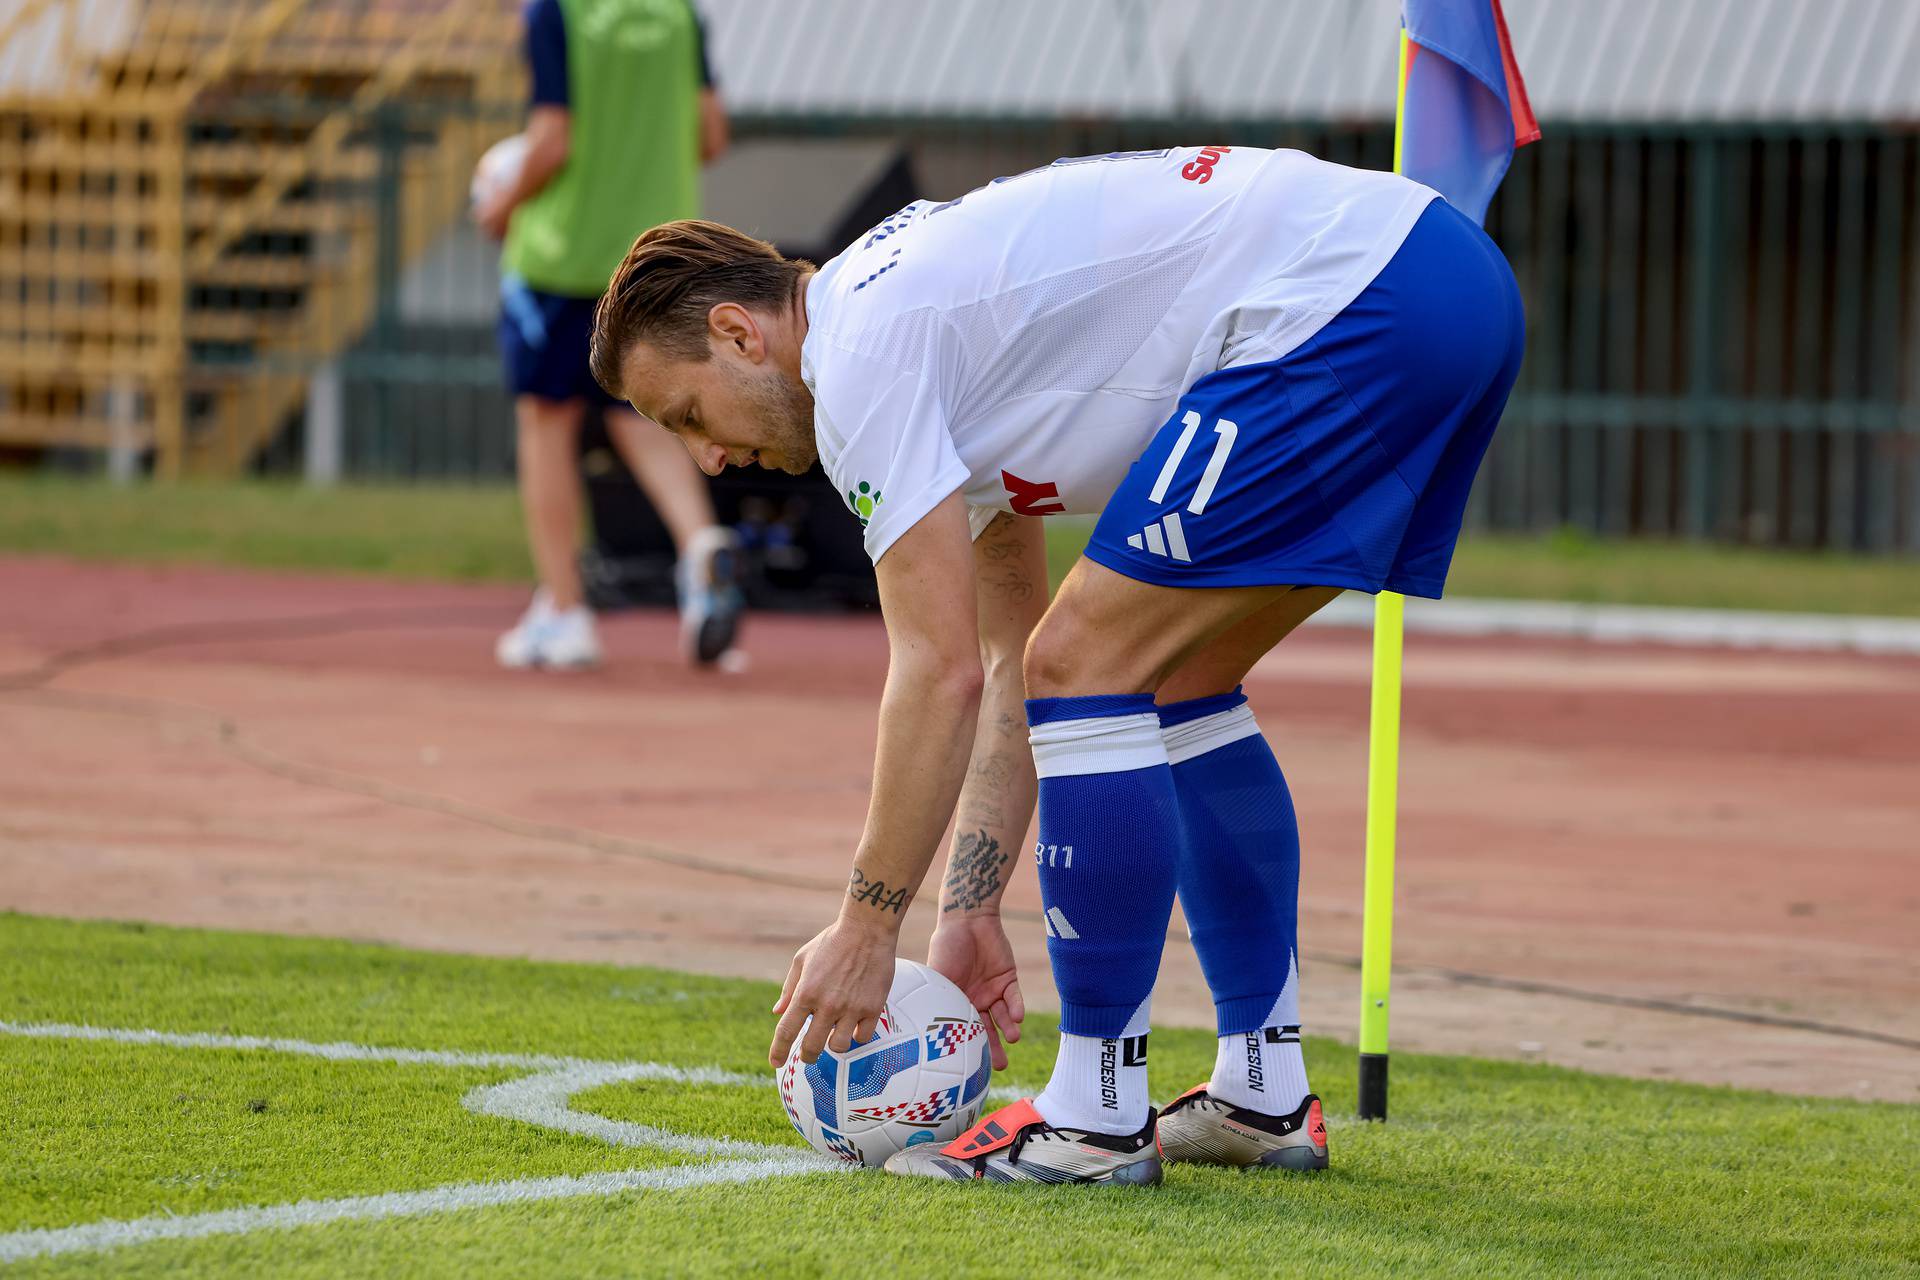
[3,913,1915,1277]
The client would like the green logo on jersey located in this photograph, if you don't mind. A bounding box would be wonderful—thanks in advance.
[846,480,884,527]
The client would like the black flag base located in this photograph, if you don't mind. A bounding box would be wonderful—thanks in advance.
[1358,1052,1389,1121]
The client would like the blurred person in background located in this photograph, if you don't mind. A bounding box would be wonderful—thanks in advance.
[475,0,740,670]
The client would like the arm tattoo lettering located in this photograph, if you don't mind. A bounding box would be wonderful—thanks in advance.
[941,829,1007,913]
[848,868,911,914]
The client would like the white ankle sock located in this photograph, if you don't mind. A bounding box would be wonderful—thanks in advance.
[1033,1031,1152,1136]
[1209,1025,1309,1115]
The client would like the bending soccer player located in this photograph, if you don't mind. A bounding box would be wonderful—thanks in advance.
[589,146,1524,1185]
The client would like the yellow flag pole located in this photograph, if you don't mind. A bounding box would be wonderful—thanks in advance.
[1357,26,1414,1123]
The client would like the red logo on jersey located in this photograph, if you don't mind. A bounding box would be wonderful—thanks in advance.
[1181,146,1232,184]
[1002,470,1066,517]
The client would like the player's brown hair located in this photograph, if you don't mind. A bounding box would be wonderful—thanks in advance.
[590,220,812,398]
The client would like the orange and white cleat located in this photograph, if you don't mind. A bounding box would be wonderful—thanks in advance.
[1155,1088,1329,1170]
[882,1099,1163,1185]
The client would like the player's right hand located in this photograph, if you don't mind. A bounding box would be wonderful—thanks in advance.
[768,916,896,1067]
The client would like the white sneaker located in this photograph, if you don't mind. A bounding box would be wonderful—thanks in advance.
[495,590,555,669]
[536,605,603,669]
[494,591,603,670]
[675,526,746,666]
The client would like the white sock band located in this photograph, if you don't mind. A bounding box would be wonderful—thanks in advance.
[1029,712,1168,779]
[1160,701,1263,765]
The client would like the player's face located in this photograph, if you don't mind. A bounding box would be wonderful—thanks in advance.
[623,338,817,478]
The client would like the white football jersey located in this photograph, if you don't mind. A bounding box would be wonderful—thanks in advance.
[800,146,1438,562]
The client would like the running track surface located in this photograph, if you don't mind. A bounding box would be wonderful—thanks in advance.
[1,556,1914,1101]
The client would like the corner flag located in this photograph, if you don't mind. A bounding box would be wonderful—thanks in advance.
[1359,0,1537,1122]
[1398,0,1540,224]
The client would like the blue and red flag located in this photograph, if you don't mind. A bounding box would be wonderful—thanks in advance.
[1397,0,1540,225]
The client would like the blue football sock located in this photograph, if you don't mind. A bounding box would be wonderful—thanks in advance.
[1025,693,1180,1133]
[1161,688,1308,1111]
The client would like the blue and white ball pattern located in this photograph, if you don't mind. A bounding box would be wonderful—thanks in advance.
[776,959,992,1167]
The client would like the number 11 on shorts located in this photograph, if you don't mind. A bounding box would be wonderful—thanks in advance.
[1148,410,1239,516]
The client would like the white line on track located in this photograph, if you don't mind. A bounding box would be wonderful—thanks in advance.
[0,1019,845,1264]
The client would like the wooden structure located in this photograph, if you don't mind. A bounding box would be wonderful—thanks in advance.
[0,0,521,476]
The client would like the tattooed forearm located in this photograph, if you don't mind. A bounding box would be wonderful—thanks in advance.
[848,868,911,914]
[980,566,1036,603]
[941,829,1008,913]
[970,748,1015,794]
[977,514,1037,601]
[978,515,1027,559]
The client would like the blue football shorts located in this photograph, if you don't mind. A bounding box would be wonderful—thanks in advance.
[1083,198,1525,599]
[498,274,623,408]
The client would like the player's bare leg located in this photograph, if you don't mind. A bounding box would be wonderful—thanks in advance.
[1154,586,1344,702]
[516,395,589,612]
[604,407,716,550]
[497,395,602,669]
[605,407,745,665]
[1024,559,1293,700]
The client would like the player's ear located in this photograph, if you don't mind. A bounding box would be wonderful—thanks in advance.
[707,302,762,359]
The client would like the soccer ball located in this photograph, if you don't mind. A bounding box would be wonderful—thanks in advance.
[775,959,992,1167]
[470,133,528,210]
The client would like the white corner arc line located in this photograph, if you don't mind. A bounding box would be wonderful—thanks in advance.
[465,1066,800,1161]
[0,1020,839,1264]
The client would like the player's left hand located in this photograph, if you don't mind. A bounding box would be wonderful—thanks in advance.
[927,914,1024,1071]
[768,917,896,1067]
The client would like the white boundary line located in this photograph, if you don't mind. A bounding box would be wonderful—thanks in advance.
[0,1020,759,1081]
[0,1020,840,1264]
[0,1160,819,1264]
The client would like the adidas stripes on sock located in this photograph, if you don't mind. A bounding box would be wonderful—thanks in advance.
[1025,693,1180,1135]
[1160,687,1311,1115]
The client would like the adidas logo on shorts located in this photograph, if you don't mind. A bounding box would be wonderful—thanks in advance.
[1125,512,1191,561]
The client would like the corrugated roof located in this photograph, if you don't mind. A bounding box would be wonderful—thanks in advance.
[700,0,1920,122]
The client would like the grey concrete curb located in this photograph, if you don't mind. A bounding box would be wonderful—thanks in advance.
[1307,596,1920,656]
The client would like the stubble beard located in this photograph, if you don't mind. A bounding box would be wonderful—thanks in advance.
[740,363,818,475]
